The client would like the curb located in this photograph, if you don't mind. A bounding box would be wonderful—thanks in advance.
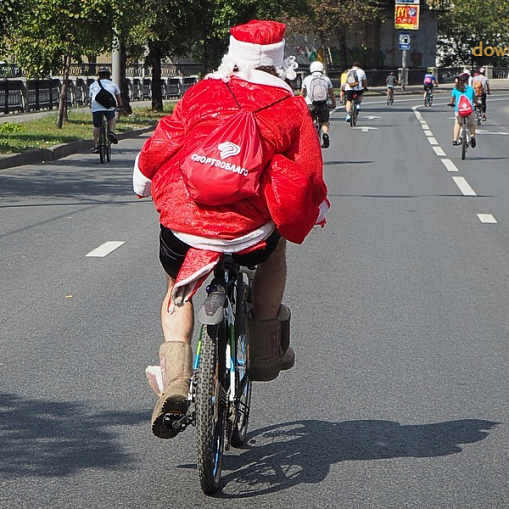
[0,125,155,171]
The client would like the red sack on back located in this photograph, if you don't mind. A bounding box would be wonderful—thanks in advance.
[179,109,264,206]
[457,94,473,117]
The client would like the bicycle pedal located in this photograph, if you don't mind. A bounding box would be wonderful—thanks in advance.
[163,412,189,433]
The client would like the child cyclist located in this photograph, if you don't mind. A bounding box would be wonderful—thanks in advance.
[448,73,478,148]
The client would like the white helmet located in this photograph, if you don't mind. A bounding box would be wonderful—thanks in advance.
[310,61,324,73]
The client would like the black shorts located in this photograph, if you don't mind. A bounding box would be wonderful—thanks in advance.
[423,84,434,91]
[92,110,116,128]
[309,101,330,123]
[159,225,281,278]
[346,89,364,101]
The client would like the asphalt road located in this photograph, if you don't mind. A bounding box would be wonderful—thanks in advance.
[1,91,509,508]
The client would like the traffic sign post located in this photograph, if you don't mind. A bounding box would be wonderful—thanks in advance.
[398,32,410,90]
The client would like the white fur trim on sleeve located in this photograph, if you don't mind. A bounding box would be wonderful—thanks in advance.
[133,154,152,197]
[316,199,330,225]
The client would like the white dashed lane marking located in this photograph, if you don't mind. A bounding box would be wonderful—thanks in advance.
[441,159,459,172]
[453,177,477,196]
[477,214,497,224]
[86,241,125,258]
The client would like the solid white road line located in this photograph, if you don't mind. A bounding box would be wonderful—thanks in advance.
[453,177,477,196]
[477,214,497,224]
[86,241,125,258]
[441,158,459,172]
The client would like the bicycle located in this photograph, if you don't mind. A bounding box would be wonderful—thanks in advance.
[474,102,483,126]
[349,93,360,127]
[97,114,111,164]
[162,254,253,494]
[424,88,433,107]
[312,109,321,145]
[458,117,471,160]
[386,87,394,105]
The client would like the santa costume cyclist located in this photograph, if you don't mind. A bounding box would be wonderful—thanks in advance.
[133,19,330,439]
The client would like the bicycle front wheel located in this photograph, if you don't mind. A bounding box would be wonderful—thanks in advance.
[231,273,252,447]
[196,323,228,494]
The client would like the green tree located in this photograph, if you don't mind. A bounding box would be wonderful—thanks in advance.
[0,0,23,56]
[438,0,509,67]
[287,0,384,69]
[11,0,117,127]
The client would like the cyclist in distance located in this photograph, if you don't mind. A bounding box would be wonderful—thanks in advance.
[89,67,122,153]
[472,67,491,121]
[339,68,348,105]
[448,73,478,147]
[344,62,368,122]
[386,72,398,99]
[422,69,438,105]
[300,60,336,148]
[133,19,329,439]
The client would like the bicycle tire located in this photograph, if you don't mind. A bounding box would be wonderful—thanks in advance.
[461,123,467,160]
[106,136,111,162]
[196,323,228,494]
[231,273,252,447]
[429,94,433,107]
[99,124,106,164]
[351,105,357,127]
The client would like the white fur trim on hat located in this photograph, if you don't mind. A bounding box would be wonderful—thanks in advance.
[227,35,285,69]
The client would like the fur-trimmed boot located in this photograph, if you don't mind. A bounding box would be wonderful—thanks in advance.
[151,341,193,439]
[247,304,295,382]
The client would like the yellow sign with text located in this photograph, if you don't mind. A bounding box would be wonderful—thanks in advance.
[395,4,420,30]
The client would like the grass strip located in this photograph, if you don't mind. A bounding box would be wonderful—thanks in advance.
[0,105,173,155]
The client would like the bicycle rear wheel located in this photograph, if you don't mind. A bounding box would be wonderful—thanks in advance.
[461,123,468,160]
[196,323,228,494]
[231,273,252,447]
[106,137,111,162]
[99,124,106,164]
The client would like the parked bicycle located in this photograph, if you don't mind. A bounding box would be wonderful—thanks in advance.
[161,254,253,494]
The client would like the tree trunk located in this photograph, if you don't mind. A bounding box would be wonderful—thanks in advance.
[148,41,163,112]
[120,42,132,115]
[56,45,72,128]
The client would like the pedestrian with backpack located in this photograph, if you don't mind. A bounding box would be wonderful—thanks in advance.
[132,19,329,439]
[300,61,336,148]
[344,62,368,122]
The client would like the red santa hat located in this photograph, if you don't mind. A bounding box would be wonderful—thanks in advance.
[227,20,287,69]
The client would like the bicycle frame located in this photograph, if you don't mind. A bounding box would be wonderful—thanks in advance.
[349,93,359,127]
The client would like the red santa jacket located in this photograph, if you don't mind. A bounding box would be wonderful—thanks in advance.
[134,73,329,245]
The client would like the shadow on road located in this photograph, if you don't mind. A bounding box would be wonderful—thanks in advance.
[212,418,499,498]
[0,392,146,477]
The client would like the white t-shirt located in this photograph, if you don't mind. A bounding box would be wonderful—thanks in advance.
[344,67,367,91]
[89,79,120,112]
[301,72,333,105]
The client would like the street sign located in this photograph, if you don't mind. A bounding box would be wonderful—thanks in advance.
[399,32,410,50]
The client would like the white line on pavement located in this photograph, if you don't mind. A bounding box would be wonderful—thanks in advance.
[441,158,458,172]
[453,177,477,196]
[477,214,497,224]
[428,137,438,145]
[86,241,126,258]
[433,146,446,156]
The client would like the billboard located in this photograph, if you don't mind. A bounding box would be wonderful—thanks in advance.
[395,4,420,30]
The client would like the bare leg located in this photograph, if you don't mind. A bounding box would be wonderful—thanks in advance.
[93,126,99,146]
[161,274,194,345]
[321,121,330,135]
[453,121,461,141]
[252,237,287,320]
